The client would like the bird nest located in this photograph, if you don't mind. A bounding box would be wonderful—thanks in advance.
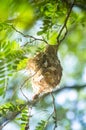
[27,45,62,98]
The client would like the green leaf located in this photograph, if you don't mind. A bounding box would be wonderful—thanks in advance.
[0,41,28,96]
[35,120,47,130]
[37,31,44,35]
[0,87,4,95]
[49,31,58,45]
[17,59,28,70]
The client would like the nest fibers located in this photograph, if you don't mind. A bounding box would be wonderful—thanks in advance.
[27,45,62,97]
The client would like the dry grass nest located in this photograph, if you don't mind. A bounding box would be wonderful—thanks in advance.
[27,45,62,97]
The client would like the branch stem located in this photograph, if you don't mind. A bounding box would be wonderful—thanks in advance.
[1,84,85,129]
[11,25,48,45]
[57,0,75,47]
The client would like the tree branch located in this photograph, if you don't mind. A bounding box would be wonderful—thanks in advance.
[63,0,86,10]
[10,25,48,45]
[57,0,75,47]
[51,93,57,130]
[0,84,86,129]
[54,84,86,94]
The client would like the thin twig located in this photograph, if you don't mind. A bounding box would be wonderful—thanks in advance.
[10,25,48,45]
[60,25,68,43]
[57,0,75,47]
[1,84,86,129]
[20,72,38,101]
[51,93,57,130]
[54,84,86,94]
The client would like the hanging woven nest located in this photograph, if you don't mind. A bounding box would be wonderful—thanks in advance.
[27,45,62,98]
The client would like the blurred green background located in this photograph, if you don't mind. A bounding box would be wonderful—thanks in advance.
[0,0,86,130]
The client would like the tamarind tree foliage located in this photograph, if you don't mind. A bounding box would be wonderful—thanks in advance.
[0,0,86,130]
